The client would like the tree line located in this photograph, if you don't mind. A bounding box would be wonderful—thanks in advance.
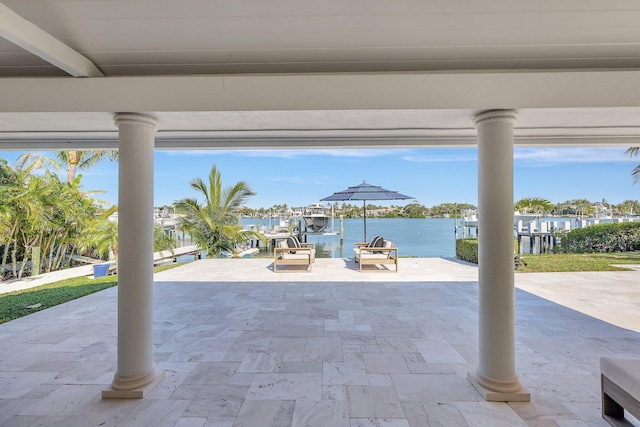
[237,199,640,219]
[0,158,110,279]
[0,155,175,280]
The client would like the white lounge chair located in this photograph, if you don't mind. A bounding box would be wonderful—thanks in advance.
[600,356,640,426]
[273,236,315,273]
[353,236,398,272]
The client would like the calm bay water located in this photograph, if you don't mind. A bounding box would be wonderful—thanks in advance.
[242,217,457,258]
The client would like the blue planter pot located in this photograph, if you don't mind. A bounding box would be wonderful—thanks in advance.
[93,263,109,278]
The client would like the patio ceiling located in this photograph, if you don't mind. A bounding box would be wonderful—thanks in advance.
[3,0,640,76]
[0,0,639,149]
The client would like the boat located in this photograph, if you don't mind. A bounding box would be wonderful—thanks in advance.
[462,208,478,225]
[302,203,331,232]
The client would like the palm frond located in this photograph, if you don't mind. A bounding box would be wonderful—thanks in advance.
[76,151,118,170]
[208,165,223,210]
[189,177,210,205]
[222,181,256,213]
[625,147,640,157]
[631,164,640,184]
[514,197,553,213]
[16,153,62,173]
[625,147,640,184]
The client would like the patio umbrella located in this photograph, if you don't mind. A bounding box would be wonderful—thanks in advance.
[320,181,414,242]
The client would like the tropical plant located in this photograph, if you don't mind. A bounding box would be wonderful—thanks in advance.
[154,224,177,252]
[553,199,595,217]
[514,197,554,215]
[626,147,640,184]
[338,203,360,218]
[403,202,427,218]
[0,161,100,278]
[430,202,476,218]
[614,200,640,216]
[17,150,119,183]
[78,205,119,264]
[174,164,266,257]
[36,175,99,273]
[78,209,178,272]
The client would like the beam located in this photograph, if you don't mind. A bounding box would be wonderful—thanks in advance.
[0,70,639,112]
[0,130,636,151]
[0,2,104,77]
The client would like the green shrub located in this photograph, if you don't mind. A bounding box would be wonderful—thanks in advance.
[456,238,478,264]
[559,222,640,253]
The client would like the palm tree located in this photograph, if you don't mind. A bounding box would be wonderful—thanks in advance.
[41,176,99,272]
[154,224,177,252]
[174,164,265,257]
[78,205,119,264]
[626,147,640,183]
[514,197,554,215]
[0,160,54,278]
[0,158,107,277]
[17,150,119,183]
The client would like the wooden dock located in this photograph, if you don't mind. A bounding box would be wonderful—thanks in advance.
[231,248,260,258]
[68,245,202,267]
[153,245,202,264]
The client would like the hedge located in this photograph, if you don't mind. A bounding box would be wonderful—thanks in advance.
[559,222,640,253]
[456,238,478,264]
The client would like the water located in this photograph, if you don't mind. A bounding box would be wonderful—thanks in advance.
[242,217,457,258]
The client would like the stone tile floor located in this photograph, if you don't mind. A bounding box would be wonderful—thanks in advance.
[0,257,639,426]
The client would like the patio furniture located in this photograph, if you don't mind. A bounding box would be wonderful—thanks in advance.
[273,236,315,272]
[600,356,640,426]
[353,235,398,272]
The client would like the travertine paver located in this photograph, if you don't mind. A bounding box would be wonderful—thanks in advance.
[0,257,639,426]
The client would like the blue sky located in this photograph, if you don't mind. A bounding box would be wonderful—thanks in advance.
[1,147,638,209]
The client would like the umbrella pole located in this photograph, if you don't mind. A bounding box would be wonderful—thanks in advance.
[363,200,367,242]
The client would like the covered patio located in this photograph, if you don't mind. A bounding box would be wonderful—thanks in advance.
[1,0,640,419]
[0,258,639,426]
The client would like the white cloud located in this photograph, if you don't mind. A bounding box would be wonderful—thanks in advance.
[401,153,477,163]
[162,147,639,166]
[238,148,409,158]
[514,147,636,165]
[162,150,224,157]
[163,148,409,159]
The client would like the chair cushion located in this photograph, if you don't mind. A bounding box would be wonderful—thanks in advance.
[373,237,386,253]
[354,240,394,259]
[601,356,640,401]
[282,252,311,260]
[286,236,301,253]
[359,252,390,260]
[368,235,382,247]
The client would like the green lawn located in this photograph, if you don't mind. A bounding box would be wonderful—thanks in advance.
[516,251,640,272]
[0,262,188,323]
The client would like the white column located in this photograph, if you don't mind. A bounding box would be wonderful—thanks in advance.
[103,113,164,399]
[468,109,530,402]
